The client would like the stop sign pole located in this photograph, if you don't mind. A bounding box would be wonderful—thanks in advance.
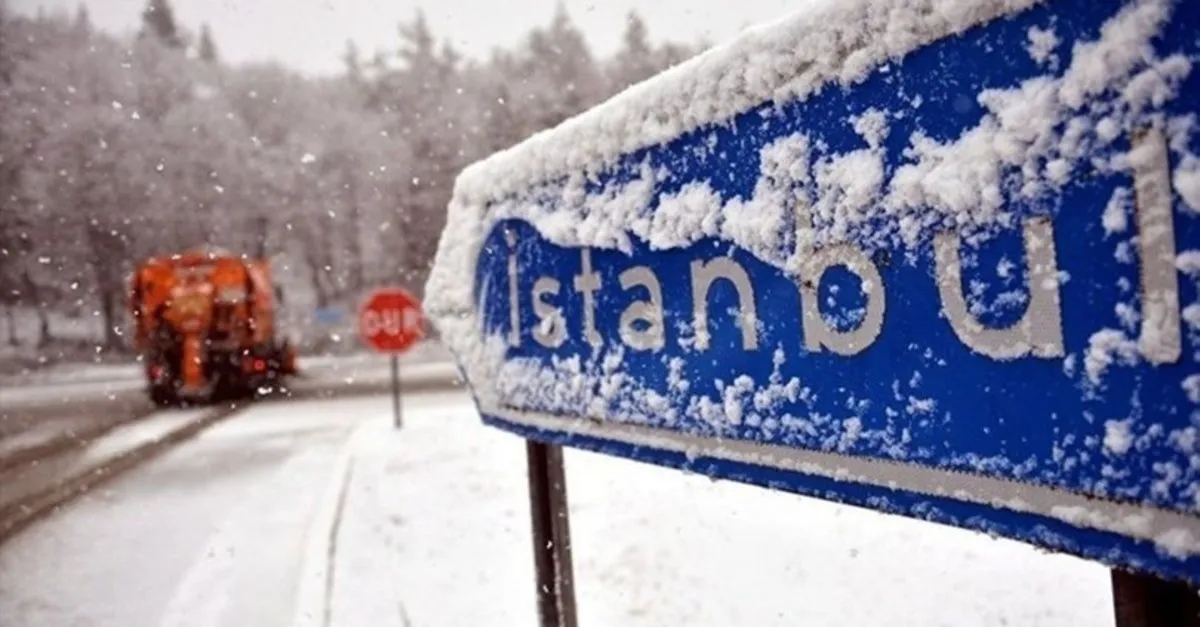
[359,287,424,429]
[391,352,402,429]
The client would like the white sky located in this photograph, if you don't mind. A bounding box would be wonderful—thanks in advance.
[13,0,802,75]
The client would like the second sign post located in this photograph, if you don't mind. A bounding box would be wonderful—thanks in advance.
[358,287,424,428]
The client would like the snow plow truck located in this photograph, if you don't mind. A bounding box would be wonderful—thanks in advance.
[128,247,297,405]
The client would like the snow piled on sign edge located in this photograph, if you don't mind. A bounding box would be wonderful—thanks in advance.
[453,0,1043,208]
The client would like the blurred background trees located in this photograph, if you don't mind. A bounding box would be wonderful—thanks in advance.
[0,0,703,364]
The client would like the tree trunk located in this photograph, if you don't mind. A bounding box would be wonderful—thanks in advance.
[343,171,365,293]
[98,286,122,351]
[252,215,269,259]
[84,220,125,352]
[3,306,17,347]
[319,213,345,299]
[36,306,50,349]
[20,270,52,348]
[300,230,331,309]
[309,268,330,309]
[346,203,364,293]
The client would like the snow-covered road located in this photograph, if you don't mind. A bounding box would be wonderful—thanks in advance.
[0,394,389,627]
[0,343,455,410]
[0,390,1116,626]
[0,354,462,462]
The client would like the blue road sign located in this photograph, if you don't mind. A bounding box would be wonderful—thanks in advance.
[313,306,347,326]
[426,0,1200,583]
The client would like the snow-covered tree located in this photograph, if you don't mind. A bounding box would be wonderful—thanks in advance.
[140,0,181,48]
[354,10,471,293]
[609,10,657,91]
[0,3,705,357]
[517,4,606,131]
[72,3,90,37]
[197,23,217,63]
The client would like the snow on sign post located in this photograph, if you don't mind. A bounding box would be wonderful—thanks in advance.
[425,0,1200,622]
[359,287,424,429]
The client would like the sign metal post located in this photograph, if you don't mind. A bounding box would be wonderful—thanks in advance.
[1112,570,1200,627]
[390,354,402,429]
[526,440,577,627]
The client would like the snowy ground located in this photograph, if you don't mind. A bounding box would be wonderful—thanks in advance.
[0,390,1115,627]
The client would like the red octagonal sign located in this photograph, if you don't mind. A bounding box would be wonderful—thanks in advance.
[359,287,424,353]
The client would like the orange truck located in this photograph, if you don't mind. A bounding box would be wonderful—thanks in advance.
[128,247,297,405]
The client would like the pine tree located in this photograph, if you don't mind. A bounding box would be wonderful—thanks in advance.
[73,3,91,36]
[0,0,10,85]
[622,11,651,58]
[342,39,361,83]
[141,0,181,48]
[198,23,217,62]
[523,3,604,129]
[0,0,15,329]
[397,10,435,70]
[391,9,461,288]
[611,10,657,90]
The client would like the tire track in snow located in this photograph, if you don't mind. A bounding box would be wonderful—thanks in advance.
[158,427,353,627]
[293,419,378,627]
[315,418,418,627]
[322,457,355,627]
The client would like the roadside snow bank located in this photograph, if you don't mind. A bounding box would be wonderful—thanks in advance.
[327,391,1113,627]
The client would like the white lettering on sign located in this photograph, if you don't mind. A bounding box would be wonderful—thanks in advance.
[690,257,759,351]
[499,132,1186,363]
[507,229,521,347]
[795,208,886,357]
[574,249,604,348]
[934,216,1065,360]
[532,277,566,348]
[362,308,418,338]
[618,267,666,351]
[1131,127,1182,365]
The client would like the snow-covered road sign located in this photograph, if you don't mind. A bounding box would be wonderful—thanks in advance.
[426,0,1200,584]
